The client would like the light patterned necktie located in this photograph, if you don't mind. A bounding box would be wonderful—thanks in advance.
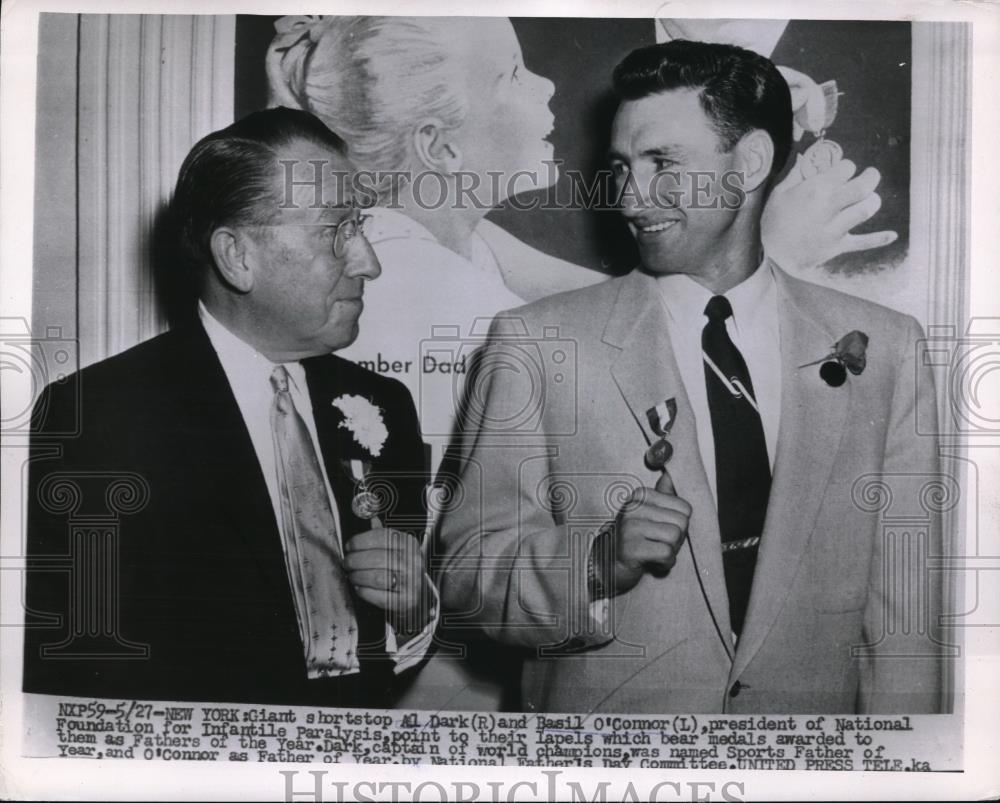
[269,364,359,678]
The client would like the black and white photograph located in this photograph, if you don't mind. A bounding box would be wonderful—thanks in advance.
[1,0,996,800]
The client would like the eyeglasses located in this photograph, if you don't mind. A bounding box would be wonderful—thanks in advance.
[333,208,372,258]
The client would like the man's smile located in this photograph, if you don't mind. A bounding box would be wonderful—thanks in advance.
[627,217,682,237]
[636,220,679,233]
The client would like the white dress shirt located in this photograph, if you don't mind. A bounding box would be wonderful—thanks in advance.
[655,261,782,503]
[198,302,435,674]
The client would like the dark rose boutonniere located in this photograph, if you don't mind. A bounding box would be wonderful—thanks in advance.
[799,330,869,387]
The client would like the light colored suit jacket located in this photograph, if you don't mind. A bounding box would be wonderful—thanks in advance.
[437,265,947,714]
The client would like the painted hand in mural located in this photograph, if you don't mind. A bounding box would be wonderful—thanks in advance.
[762,157,898,271]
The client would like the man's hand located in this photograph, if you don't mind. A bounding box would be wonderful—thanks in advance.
[592,471,691,599]
[762,157,898,272]
[344,528,434,638]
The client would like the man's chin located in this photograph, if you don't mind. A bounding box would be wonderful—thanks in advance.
[636,247,685,276]
[316,319,362,354]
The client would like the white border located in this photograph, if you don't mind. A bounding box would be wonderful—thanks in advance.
[2,0,997,799]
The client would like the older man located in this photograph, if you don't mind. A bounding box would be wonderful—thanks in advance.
[24,108,433,706]
[438,41,945,714]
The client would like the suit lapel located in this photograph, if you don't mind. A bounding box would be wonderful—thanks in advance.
[606,271,734,659]
[731,267,852,679]
[172,323,292,602]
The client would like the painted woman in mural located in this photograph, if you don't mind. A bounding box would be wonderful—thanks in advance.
[265,15,896,482]
[267,17,595,471]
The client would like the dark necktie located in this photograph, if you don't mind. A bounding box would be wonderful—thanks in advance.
[702,295,771,637]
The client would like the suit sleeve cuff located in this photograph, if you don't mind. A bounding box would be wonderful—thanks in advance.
[588,597,611,633]
[571,527,614,649]
[385,574,439,674]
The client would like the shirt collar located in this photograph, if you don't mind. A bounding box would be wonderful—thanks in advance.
[655,258,775,333]
[726,257,775,331]
[198,301,305,392]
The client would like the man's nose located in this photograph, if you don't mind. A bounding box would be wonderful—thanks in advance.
[618,170,654,214]
[345,237,382,280]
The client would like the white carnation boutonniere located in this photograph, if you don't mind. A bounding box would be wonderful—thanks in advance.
[332,394,388,523]
[331,394,388,458]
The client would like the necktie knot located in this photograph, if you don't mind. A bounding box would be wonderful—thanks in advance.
[270,365,290,394]
[704,295,733,323]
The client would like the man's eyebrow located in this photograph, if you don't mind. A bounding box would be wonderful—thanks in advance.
[314,202,354,220]
[640,145,685,159]
[607,144,685,163]
[308,204,355,226]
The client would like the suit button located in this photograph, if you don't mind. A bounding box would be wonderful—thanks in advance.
[729,681,742,698]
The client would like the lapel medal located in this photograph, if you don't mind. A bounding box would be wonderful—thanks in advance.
[351,488,381,521]
[644,398,677,470]
[645,438,673,469]
[348,458,383,524]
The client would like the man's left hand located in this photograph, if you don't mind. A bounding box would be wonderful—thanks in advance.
[344,528,433,638]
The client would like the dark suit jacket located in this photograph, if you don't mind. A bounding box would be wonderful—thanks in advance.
[23,321,428,706]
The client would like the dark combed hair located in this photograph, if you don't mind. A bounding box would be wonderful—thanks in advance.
[170,106,347,275]
[612,40,793,179]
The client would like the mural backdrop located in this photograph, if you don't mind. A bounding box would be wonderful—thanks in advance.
[235,16,911,277]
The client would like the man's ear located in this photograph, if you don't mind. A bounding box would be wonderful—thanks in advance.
[413,118,463,173]
[209,226,256,293]
[735,129,775,194]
